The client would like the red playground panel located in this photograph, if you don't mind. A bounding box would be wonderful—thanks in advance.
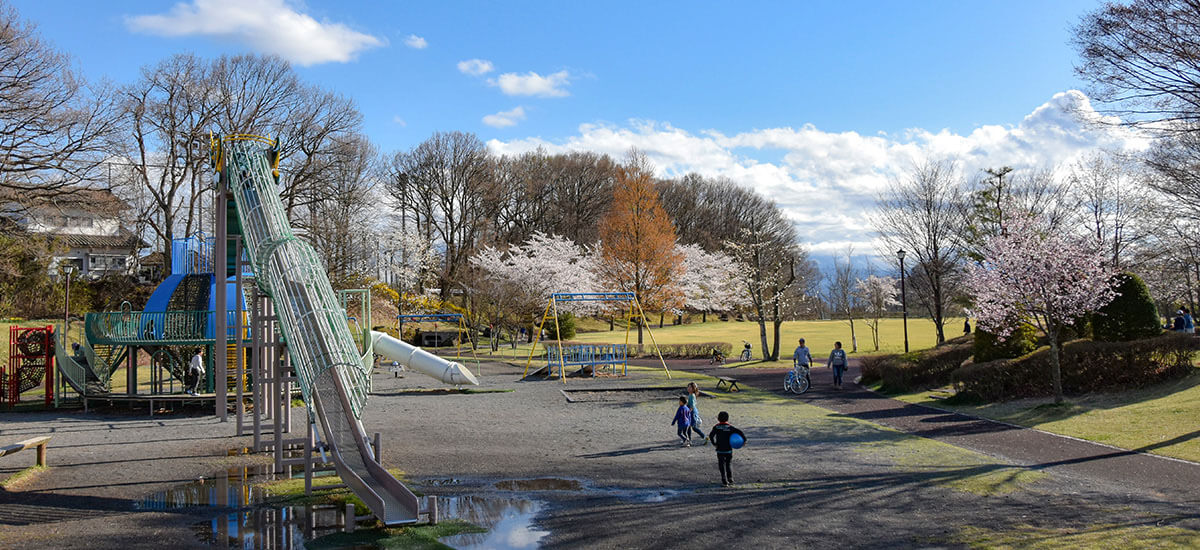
[4,325,54,408]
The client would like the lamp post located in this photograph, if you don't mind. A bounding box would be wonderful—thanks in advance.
[63,265,75,333]
[897,249,909,353]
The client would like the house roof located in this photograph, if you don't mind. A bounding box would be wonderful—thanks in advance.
[0,187,131,217]
[60,231,145,250]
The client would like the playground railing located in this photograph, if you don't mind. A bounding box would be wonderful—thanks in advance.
[85,310,251,345]
[544,343,628,377]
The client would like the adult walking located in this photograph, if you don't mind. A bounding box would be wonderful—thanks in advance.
[187,349,206,395]
[827,341,848,390]
[686,382,707,445]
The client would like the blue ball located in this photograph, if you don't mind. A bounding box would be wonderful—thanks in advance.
[729,433,745,449]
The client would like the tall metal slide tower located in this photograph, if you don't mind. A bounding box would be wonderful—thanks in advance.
[212,135,445,525]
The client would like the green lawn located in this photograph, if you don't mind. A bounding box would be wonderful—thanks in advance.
[888,369,1200,463]
[570,317,962,358]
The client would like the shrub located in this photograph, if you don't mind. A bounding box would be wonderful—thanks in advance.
[952,333,1197,401]
[859,334,974,393]
[556,313,577,340]
[973,324,1037,363]
[1093,272,1162,342]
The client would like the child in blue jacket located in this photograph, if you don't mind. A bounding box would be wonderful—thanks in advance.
[671,396,693,447]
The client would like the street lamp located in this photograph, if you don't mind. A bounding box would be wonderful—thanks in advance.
[63,265,75,333]
[897,249,909,353]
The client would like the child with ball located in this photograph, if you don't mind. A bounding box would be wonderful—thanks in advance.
[707,411,746,486]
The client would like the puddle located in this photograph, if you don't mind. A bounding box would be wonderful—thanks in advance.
[494,478,582,491]
[137,467,548,549]
[135,465,273,511]
[439,496,548,550]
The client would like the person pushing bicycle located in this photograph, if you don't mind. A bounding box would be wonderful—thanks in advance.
[792,338,813,379]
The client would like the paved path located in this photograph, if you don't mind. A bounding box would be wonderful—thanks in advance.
[676,358,1200,503]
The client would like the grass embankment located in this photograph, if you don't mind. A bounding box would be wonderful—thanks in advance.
[634,366,1046,497]
[255,468,484,549]
[885,369,1200,463]
[0,465,46,489]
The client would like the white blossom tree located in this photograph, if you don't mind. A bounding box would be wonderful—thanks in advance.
[470,232,598,345]
[855,274,900,352]
[964,210,1118,404]
[677,243,748,321]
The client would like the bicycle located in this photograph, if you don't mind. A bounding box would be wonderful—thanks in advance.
[739,341,752,362]
[708,348,726,365]
[783,364,811,394]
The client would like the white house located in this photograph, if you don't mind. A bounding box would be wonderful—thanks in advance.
[1,188,145,280]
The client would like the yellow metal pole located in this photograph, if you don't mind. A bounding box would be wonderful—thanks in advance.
[636,296,671,379]
[552,297,565,383]
[522,298,555,378]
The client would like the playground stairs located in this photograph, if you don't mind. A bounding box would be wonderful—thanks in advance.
[226,342,248,391]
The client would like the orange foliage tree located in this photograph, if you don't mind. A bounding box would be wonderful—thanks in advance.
[598,152,683,343]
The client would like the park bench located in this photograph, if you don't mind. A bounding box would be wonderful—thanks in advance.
[0,436,51,467]
[715,376,740,392]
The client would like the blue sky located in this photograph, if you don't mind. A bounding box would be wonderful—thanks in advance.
[12,0,1134,261]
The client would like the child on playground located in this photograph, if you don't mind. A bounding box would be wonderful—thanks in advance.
[186,349,205,395]
[707,411,746,486]
[671,396,693,447]
[827,341,848,390]
[686,382,707,445]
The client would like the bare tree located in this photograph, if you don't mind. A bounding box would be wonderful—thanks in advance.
[121,54,215,276]
[385,131,495,297]
[874,159,966,344]
[825,248,862,352]
[725,192,815,361]
[1073,0,1200,133]
[1068,151,1156,268]
[0,1,122,198]
[299,133,378,286]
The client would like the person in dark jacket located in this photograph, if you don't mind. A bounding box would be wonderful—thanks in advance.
[707,411,746,486]
[671,396,693,447]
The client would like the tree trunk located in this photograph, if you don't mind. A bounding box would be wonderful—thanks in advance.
[1049,327,1064,404]
[702,311,707,323]
[849,317,858,352]
[658,312,664,328]
[637,316,644,345]
[609,315,614,331]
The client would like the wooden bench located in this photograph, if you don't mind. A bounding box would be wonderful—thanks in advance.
[0,436,51,467]
[715,376,740,392]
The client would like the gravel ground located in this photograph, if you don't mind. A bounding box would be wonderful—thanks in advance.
[1,359,1197,549]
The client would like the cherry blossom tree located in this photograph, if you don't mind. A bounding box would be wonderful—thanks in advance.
[964,211,1119,404]
[855,274,900,352]
[677,243,747,321]
[470,232,598,346]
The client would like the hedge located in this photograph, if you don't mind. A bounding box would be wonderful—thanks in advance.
[952,333,1198,401]
[859,334,974,393]
[1093,272,1162,342]
[540,340,732,359]
[973,324,1037,363]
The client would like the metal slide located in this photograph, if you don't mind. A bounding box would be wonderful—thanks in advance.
[371,331,479,386]
[217,135,476,525]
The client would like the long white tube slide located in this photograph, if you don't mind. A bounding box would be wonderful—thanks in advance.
[370,331,479,386]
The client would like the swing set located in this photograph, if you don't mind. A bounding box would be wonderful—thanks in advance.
[522,292,670,382]
[395,313,481,375]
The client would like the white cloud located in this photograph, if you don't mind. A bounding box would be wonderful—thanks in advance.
[457,58,494,76]
[403,34,427,49]
[392,116,407,127]
[482,106,527,128]
[489,70,570,97]
[488,90,1149,259]
[125,0,384,66]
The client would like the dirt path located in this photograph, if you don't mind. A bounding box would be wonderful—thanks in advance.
[1,358,1198,549]
[679,357,1200,503]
